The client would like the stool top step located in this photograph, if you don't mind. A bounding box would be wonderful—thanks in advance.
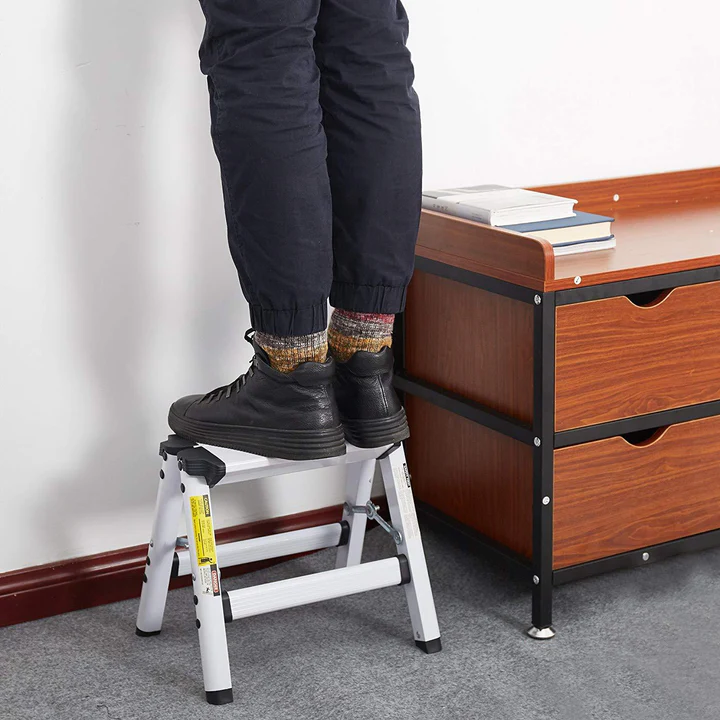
[170,437,394,487]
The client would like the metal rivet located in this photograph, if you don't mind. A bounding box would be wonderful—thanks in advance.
[533,575,540,585]
[534,437,541,447]
[534,295,542,305]
[196,619,201,629]
[178,460,183,471]
[192,574,196,582]
[146,556,151,566]
[143,573,148,583]
[574,276,582,285]
[542,496,550,506]
[193,595,198,605]
[180,483,185,493]
[642,552,650,561]
[162,450,168,461]
[159,469,165,479]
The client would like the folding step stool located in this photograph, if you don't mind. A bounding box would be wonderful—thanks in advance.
[136,435,441,705]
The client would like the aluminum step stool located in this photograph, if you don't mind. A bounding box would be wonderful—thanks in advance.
[136,434,442,705]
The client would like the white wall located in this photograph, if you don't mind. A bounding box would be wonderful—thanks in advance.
[1,0,718,573]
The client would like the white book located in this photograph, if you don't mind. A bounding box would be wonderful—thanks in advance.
[553,236,616,256]
[422,184,577,227]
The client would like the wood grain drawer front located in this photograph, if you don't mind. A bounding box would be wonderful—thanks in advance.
[555,281,720,431]
[553,415,720,569]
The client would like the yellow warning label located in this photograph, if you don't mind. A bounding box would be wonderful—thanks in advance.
[190,494,217,567]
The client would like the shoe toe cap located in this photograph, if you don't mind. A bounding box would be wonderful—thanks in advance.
[169,394,204,418]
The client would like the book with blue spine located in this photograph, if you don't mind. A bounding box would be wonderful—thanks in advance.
[502,211,615,245]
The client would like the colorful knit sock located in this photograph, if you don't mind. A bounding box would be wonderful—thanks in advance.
[255,330,328,373]
[327,310,394,363]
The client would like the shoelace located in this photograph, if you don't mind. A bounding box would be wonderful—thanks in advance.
[202,329,257,403]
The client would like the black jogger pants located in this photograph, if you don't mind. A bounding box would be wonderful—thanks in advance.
[197,0,421,336]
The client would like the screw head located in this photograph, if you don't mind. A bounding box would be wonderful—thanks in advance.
[180,483,186,493]
[534,437,541,447]
[542,496,550,506]
[178,460,183,471]
[642,552,650,561]
[574,276,582,285]
[159,469,165,479]
[534,295,542,305]
[533,575,540,585]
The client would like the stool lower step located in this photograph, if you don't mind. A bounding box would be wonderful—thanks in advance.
[226,556,409,621]
[173,522,348,577]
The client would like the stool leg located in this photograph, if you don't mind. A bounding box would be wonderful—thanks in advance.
[379,444,442,653]
[136,453,184,635]
[181,473,233,705]
[335,459,375,568]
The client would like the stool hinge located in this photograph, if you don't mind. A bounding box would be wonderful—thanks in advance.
[344,501,403,545]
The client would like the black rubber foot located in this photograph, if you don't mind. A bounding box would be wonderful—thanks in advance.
[135,627,161,637]
[416,637,442,654]
[206,688,233,705]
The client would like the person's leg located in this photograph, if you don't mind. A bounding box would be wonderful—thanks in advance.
[315,0,420,445]
[315,0,421,361]
[167,1,345,459]
[199,0,331,366]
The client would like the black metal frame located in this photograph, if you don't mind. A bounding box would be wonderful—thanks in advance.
[396,260,720,632]
[531,290,555,630]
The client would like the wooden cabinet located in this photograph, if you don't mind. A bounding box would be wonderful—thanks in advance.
[397,167,720,636]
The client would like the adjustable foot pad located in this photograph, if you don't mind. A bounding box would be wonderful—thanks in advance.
[527,626,556,640]
[206,688,233,705]
[135,627,161,637]
[415,637,442,654]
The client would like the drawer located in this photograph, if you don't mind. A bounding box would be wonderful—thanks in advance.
[553,414,720,569]
[555,280,720,431]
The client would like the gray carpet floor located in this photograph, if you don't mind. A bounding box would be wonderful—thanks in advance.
[2,524,720,720]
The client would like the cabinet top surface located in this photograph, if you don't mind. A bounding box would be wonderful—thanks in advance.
[416,168,720,291]
[553,201,720,286]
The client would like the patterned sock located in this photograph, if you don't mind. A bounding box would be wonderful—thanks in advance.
[255,330,328,373]
[327,310,394,363]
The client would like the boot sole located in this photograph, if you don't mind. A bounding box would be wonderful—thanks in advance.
[342,409,410,448]
[168,409,347,461]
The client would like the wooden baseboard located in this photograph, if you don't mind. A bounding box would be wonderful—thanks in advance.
[0,500,380,628]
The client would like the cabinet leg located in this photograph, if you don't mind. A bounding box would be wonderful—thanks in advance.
[529,291,556,640]
[528,579,555,639]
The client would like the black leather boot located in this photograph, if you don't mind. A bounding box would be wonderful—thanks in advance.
[168,334,345,460]
[333,347,410,448]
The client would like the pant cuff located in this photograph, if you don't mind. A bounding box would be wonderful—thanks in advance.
[249,302,328,337]
[329,282,408,315]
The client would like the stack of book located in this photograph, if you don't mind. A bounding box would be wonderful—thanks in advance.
[422,184,615,256]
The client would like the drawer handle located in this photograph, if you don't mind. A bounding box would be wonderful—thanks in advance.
[625,288,674,308]
[620,426,670,447]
